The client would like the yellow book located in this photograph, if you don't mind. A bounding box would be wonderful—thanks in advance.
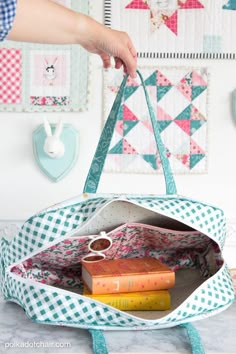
[83,286,171,311]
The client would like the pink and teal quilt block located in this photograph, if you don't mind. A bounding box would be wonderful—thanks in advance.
[125,0,204,35]
[0,0,89,112]
[103,67,208,174]
[223,0,236,10]
[105,1,236,58]
[0,48,22,105]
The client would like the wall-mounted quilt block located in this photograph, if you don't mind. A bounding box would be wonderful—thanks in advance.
[223,0,236,10]
[29,50,71,107]
[0,48,22,105]
[103,67,208,174]
[0,0,89,112]
[105,0,236,58]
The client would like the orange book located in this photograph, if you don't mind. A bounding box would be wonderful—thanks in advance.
[82,257,175,295]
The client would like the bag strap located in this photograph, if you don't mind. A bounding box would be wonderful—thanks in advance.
[88,324,205,354]
[179,323,205,354]
[88,329,108,354]
[83,70,177,195]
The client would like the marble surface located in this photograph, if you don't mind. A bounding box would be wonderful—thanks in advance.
[0,296,235,354]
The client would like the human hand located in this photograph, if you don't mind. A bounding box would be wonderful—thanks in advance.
[7,0,137,78]
[77,15,137,78]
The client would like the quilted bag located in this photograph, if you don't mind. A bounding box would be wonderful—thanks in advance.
[0,71,235,354]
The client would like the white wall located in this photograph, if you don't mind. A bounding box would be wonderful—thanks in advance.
[1,1,236,222]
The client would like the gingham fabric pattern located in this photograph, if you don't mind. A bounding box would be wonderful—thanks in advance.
[0,0,17,41]
[0,238,9,297]
[0,48,22,104]
[163,263,235,325]
[0,193,235,331]
[127,196,226,249]
[3,258,235,330]
[0,73,234,344]
[3,196,109,267]
[3,194,226,267]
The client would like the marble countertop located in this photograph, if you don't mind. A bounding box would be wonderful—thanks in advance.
[0,296,235,354]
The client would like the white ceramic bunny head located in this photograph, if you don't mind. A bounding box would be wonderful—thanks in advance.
[43,118,65,159]
[44,57,58,82]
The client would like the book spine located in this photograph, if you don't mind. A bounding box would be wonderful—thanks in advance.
[84,291,171,311]
[91,272,175,294]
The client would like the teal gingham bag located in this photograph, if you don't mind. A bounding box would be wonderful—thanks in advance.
[0,71,235,354]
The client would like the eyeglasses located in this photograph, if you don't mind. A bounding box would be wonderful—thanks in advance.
[81,231,112,263]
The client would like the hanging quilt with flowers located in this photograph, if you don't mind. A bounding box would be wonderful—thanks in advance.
[104,0,236,58]
[103,67,208,174]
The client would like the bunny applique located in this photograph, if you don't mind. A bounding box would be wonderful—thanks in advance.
[44,57,58,86]
[43,118,65,159]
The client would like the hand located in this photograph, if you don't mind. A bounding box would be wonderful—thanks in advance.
[7,0,138,78]
[77,15,137,78]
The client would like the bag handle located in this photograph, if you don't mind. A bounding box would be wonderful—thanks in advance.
[180,323,205,354]
[83,70,177,195]
[88,329,108,354]
[88,324,205,354]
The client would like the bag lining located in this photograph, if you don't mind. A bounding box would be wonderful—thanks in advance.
[10,201,223,321]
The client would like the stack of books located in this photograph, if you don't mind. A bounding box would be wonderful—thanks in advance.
[81,257,175,311]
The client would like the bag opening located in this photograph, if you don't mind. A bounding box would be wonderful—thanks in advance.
[10,201,224,321]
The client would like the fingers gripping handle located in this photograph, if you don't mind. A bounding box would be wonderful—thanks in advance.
[83,70,177,195]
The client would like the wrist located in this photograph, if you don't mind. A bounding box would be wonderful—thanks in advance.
[74,13,107,51]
